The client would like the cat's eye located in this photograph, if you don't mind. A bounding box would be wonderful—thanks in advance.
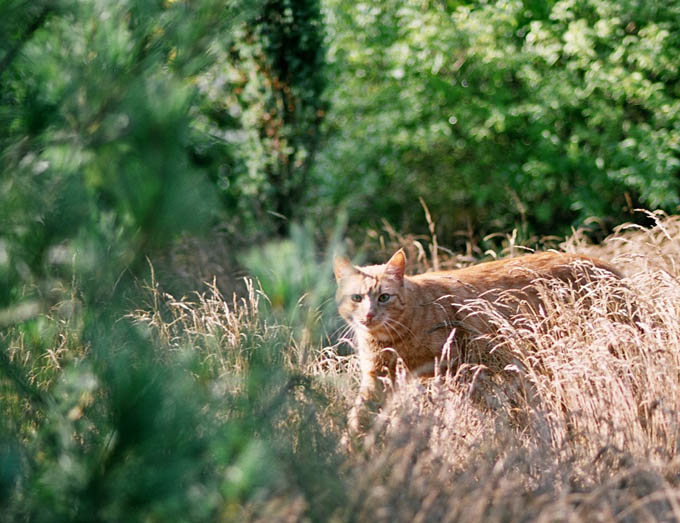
[351,294,363,303]
[377,293,391,303]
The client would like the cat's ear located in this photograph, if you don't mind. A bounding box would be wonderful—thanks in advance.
[385,249,406,282]
[333,256,356,282]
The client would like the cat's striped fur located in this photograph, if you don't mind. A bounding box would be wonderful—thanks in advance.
[334,249,623,430]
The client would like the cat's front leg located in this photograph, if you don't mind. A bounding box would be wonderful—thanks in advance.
[348,341,389,433]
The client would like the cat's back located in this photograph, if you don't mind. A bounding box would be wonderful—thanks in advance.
[408,251,621,295]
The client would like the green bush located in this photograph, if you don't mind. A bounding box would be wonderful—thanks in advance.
[318,0,680,240]
[194,0,328,236]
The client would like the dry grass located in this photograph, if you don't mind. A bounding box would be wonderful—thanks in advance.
[329,213,680,522]
[131,212,680,521]
[565,210,680,277]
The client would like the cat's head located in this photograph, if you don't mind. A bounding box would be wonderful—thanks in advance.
[333,249,407,340]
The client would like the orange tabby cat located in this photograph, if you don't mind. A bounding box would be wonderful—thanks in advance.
[334,249,623,429]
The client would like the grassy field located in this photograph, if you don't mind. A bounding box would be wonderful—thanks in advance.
[4,212,680,521]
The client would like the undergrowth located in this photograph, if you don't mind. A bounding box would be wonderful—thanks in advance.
[4,213,680,521]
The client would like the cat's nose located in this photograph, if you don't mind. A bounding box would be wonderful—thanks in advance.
[366,311,375,321]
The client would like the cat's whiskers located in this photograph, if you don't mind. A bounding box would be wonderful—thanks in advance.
[374,317,413,346]
[383,316,416,339]
[338,325,356,345]
[331,323,353,340]
[381,320,403,345]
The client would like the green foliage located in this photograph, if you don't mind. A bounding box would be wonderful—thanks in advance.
[4,0,680,519]
[0,1,338,520]
[0,308,346,521]
[0,0,329,314]
[195,0,328,235]
[254,0,328,234]
[1,0,254,312]
[318,0,680,239]
[240,222,343,352]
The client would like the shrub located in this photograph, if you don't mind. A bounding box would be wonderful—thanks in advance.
[318,0,680,240]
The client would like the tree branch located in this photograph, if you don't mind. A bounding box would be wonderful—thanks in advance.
[0,5,52,83]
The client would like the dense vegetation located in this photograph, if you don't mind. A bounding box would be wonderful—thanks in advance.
[318,0,680,238]
[1,0,680,521]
